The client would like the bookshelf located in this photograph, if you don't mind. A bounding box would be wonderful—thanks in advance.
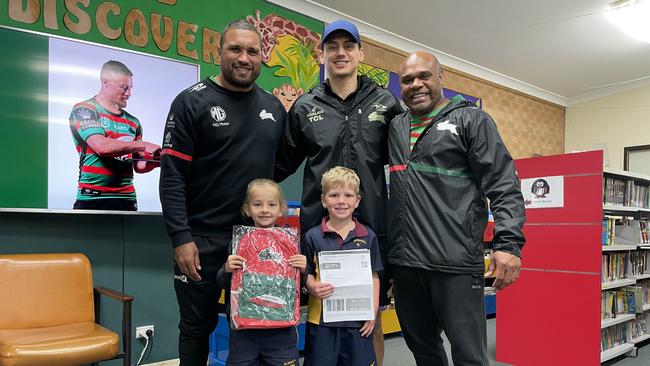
[601,313,635,329]
[601,344,635,363]
[602,278,637,290]
[497,151,650,365]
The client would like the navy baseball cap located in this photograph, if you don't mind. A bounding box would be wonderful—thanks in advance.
[321,20,361,47]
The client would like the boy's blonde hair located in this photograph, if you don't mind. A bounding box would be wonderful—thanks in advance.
[242,179,288,218]
[321,166,360,194]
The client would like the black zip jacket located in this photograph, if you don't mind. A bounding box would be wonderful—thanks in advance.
[160,78,286,247]
[274,76,402,237]
[387,99,526,273]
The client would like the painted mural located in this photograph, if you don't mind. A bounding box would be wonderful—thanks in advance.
[358,63,390,88]
[246,9,321,111]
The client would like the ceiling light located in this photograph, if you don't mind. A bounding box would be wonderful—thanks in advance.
[607,0,650,43]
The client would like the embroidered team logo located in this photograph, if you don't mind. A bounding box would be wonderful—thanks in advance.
[368,103,387,123]
[259,109,276,122]
[76,107,93,120]
[306,106,324,123]
[188,83,206,92]
[258,247,283,262]
[437,120,458,135]
[210,106,226,122]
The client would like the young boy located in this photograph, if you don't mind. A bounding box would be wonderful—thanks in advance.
[303,166,382,366]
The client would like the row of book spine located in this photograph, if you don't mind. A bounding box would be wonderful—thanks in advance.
[630,251,650,276]
[602,217,650,245]
[602,289,633,319]
[602,253,629,283]
[600,313,650,352]
[603,177,650,208]
[601,322,629,352]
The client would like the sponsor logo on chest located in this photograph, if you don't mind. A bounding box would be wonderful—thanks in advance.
[306,106,324,123]
[99,117,134,133]
[210,106,229,127]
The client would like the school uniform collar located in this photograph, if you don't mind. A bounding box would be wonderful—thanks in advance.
[319,216,369,237]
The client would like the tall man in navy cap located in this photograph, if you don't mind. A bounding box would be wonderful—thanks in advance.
[275,19,402,366]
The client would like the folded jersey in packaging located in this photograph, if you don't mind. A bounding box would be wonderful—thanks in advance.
[230,226,300,329]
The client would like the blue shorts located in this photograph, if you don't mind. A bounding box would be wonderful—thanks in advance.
[227,326,299,366]
[303,323,376,366]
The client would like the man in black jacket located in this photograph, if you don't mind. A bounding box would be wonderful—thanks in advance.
[274,19,402,366]
[387,51,526,365]
[159,20,286,365]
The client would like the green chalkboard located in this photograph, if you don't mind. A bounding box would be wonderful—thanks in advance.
[0,28,48,208]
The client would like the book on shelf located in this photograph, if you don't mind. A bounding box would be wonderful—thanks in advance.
[626,289,637,314]
[628,286,645,314]
[630,316,646,340]
[602,252,630,282]
[602,216,647,246]
[630,251,650,277]
[638,279,650,306]
[641,219,649,244]
[602,291,615,320]
[603,176,650,208]
[601,322,629,352]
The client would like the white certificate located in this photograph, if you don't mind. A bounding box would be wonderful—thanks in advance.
[318,249,374,323]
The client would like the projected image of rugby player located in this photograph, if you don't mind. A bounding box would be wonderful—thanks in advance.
[69,60,160,211]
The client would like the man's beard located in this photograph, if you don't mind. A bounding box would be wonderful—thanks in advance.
[222,64,260,88]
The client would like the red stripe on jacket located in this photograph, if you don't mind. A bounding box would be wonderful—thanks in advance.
[389,165,408,172]
[161,148,193,162]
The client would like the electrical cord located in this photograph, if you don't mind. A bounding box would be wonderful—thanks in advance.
[135,329,154,365]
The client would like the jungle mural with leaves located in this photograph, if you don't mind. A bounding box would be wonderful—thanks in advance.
[246,10,320,111]
[246,10,396,110]
[357,63,390,88]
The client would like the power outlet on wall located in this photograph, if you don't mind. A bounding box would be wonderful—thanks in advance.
[136,325,154,339]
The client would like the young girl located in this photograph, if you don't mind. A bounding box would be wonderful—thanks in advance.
[216,178,306,365]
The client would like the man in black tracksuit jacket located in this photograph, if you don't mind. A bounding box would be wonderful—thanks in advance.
[274,20,402,365]
[387,52,526,365]
[274,73,400,243]
[159,21,286,365]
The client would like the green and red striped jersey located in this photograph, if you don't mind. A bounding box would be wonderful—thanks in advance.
[69,98,142,201]
[409,95,465,153]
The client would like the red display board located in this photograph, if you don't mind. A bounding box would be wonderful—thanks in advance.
[497,151,603,365]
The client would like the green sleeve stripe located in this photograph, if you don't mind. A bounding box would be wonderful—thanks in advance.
[409,162,474,178]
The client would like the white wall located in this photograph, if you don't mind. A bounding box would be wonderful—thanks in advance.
[565,84,650,169]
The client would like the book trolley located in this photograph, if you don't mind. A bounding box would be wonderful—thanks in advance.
[497,150,650,365]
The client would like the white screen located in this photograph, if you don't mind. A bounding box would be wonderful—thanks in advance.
[48,37,198,211]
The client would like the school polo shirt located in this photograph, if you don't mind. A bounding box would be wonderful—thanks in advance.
[303,217,383,327]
